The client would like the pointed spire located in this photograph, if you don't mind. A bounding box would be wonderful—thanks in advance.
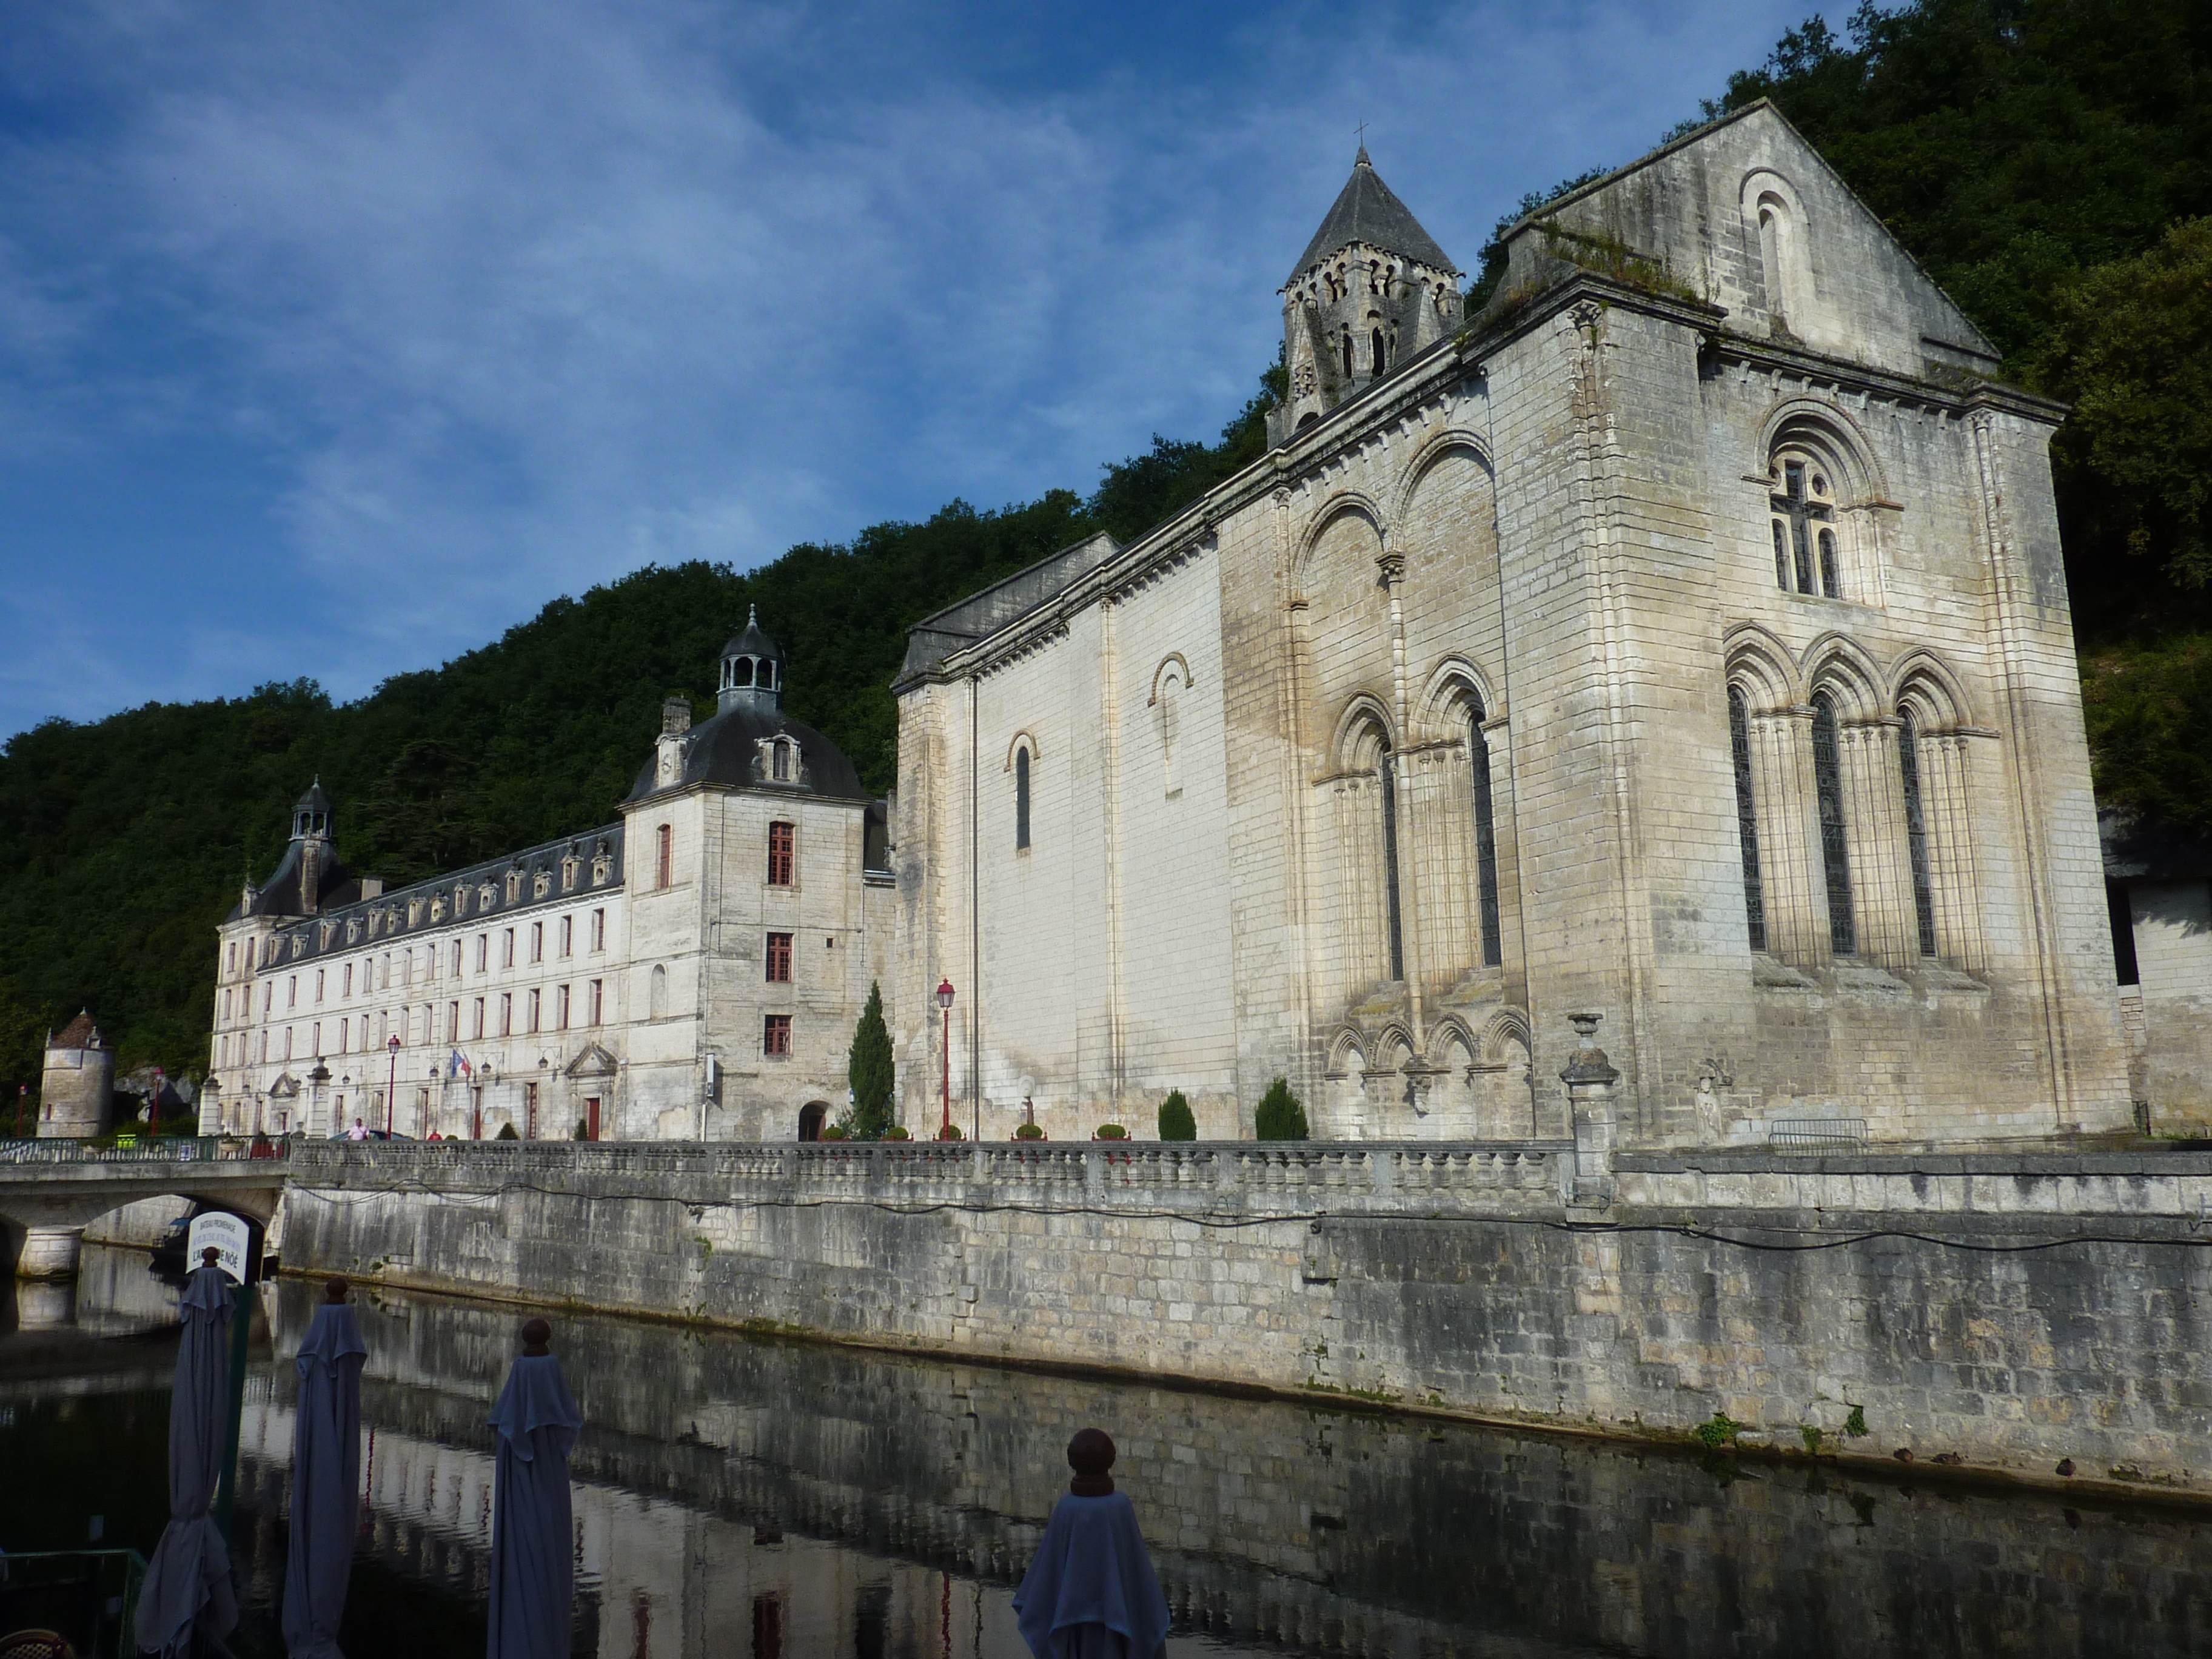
[1285,149,1460,287]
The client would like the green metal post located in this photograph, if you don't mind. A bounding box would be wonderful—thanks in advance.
[213,1277,256,1543]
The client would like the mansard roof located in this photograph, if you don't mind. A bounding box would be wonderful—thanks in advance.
[625,702,867,805]
[232,836,364,922]
[1285,148,1460,287]
[249,823,626,967]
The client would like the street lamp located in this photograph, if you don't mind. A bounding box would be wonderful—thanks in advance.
[385,1034,401,1136]
[935,979,955,1139]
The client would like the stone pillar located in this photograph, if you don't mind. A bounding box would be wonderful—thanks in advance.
[1561,1013,1620,1204]
[17,1224,84,1281]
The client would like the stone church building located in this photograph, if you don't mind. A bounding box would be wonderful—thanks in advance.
[893,102,2130,1145]
[203,614,894,1141]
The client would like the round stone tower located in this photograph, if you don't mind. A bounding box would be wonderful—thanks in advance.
[39,1010,114,1139]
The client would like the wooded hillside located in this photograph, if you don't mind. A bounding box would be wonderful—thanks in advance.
[0,0,2202,1093]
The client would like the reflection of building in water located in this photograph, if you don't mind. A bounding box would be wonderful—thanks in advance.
[235,1390,1023,1658]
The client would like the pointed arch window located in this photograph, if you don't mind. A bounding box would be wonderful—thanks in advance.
[1371,329,1386,374]
[1810,692,1855,954]
[1899,709,1938,956]
[1014,747,1031,851]
[1728,686,1766,951]
[1466,702,1501,968]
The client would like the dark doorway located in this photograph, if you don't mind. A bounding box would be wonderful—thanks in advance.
[585,1096,602,1141]
[798,1101,827,1141]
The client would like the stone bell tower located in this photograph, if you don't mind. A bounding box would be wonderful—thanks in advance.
[1268,148,1464,445]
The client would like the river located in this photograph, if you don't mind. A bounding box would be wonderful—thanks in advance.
[2,1244,2209,1657]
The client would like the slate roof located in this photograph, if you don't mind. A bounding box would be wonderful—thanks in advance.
[231,837,364,921]
[626,703,867,804]
[1286,149,1460,286]
[722,605,782,665]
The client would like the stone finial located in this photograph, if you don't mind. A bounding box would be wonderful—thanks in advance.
[1560,1012,1620,1086]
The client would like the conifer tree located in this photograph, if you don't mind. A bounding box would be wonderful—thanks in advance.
[847,980,896,1139]
[1157,1090,1196,1141]
[1254,1078,1307,1141]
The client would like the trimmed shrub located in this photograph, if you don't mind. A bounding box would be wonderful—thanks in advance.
[1254,1079,1307,1141]
[883,1126,911,1141]
[936,1123,964,1141]
[1157,1091,1196,1141]
[1013,1122,1047,1140]
[495,1121,519,1141]
[1093,1123,1129,1141]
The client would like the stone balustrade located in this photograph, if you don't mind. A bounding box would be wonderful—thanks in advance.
[287,1137,1577,1215]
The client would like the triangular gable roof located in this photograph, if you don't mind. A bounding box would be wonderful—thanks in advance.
[1501,99,1996,360]
[1286,149,1460,286]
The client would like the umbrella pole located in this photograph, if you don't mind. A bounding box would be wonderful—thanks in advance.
[214,1278,256,1542]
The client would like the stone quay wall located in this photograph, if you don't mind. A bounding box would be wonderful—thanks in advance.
[280,1139,2212,1486]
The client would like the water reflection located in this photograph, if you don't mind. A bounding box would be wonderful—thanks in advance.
[5,1247,2212,1657]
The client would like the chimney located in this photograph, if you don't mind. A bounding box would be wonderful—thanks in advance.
[662,697,693,736]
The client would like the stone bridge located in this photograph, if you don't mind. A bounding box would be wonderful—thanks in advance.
[0,1139,290,1279]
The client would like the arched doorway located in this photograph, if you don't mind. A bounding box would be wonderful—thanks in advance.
[797,1102,828,1142]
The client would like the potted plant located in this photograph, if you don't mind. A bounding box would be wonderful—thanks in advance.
[1093,1123,1129,1141]
[1013,1122,1047,1141]
[936,1123,965,1141]
[883,1126,911,1141]
[820,1123,850,1141]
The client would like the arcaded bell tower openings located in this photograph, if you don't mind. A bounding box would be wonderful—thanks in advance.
[1268,147,1463,445]
[719,606,785,714]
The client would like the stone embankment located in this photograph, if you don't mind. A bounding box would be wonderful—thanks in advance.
[280,1138,2212,1489]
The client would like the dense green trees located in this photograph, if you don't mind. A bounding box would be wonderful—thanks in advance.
[1157,1090,1196,1142]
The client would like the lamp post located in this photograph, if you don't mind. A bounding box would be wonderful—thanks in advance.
[384,1034,400,1136]
[936,979,955,1139]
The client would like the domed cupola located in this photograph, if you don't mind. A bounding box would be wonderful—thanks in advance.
[292,777,333,843]
[718,606,784,714]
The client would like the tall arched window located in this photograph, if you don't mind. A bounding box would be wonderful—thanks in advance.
[648,964,667,1019]
[1371,329,1386,374]
[1341,330,1353,376]
[1899,709,1938,956]
[1466,703,1501,968]
[656,823,672,889]
[1729,686,1766,951]
[1377,737,1406,982]
[1810,692,1855,954]
[1014,747,1031,851]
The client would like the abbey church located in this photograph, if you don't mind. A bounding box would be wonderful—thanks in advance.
[893,99,2129,1145]
[203,101,2136,1148]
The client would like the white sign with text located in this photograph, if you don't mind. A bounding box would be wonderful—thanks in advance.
[185,1212,251,1282]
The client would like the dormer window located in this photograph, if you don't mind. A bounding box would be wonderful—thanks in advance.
[533,871,551,900]
[770,737,797,783]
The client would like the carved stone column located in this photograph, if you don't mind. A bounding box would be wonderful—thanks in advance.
[1750,706,1822,965]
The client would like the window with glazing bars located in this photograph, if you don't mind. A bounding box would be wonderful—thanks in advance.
[1728,687,1766,951]
[1899,710,1938,956]
[763,1014,792,1056]
[1810,692,1855,954]
[768,822,795,885]
[766,933,793,983]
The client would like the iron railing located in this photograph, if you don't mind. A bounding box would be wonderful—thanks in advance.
[0,1549,144,1658]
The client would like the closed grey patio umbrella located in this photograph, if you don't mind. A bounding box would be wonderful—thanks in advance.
[134,1252,240,1658]
[283,1275,367,1658]
[486,1318,583,1659]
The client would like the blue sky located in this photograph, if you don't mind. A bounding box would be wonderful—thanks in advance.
[0,0,1807,739]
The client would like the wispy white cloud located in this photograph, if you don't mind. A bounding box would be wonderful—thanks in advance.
[0,0,1799,736]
